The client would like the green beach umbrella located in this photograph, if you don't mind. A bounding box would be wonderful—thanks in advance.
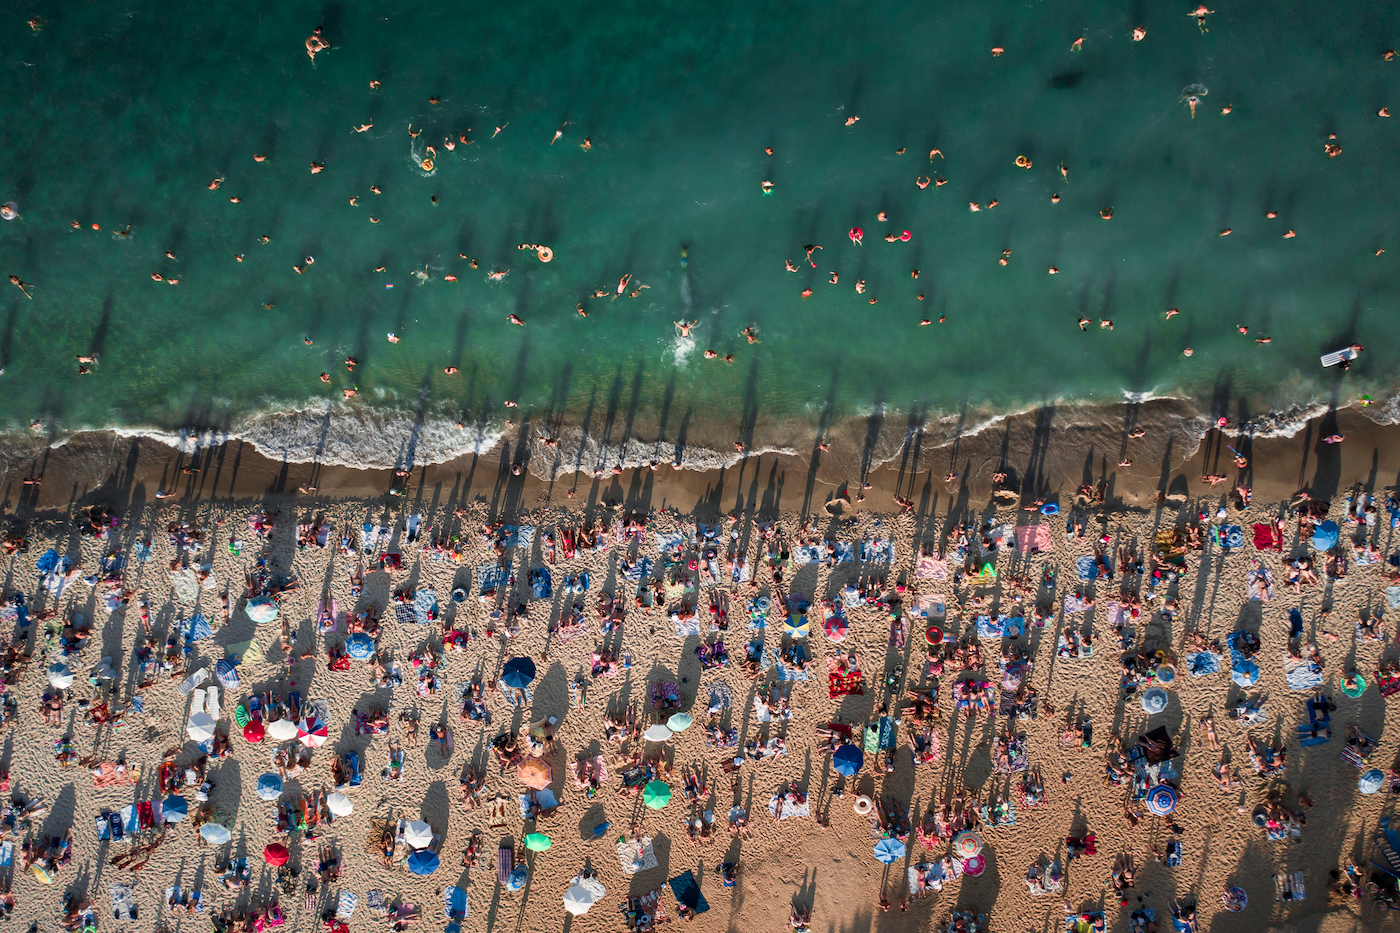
[524,832,552,852]
[643,780,672,809]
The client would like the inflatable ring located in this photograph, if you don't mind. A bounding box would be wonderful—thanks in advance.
[1015,155,1032,169]
[537,246,553,263]
[925,625,944,646]
[756,596,770,610]
[421,158,434,171]
[853,795,874,815]
[1040,503,1059,515]
[688,559,699,571]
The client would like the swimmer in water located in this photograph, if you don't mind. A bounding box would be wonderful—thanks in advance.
[551,124,566,145]
[929,148,943,160]
[492,124,508,139]
[354,123,372,133]
[829,272,839,285]
[616,274,631,296]
[345,357,357,370]
[1165,308,1180,319]
[306,26,329,60]
[704,350,718,359]
[444,366,458,374]
[1188,5,1214,32]
[1323,434,1344,444]
[320,373,330,383]
[9,275,31,298]
[849,227,863,245]
[785,259,798,272]
[674,320,697,337]
[487,269,509,281]
[1077,318,1090,331]
[844,115,859,126]
[580,138,591,150]
[916,176,930,189]
[804,244,822,267]
[742,326,760,344]
[507,314,525,326]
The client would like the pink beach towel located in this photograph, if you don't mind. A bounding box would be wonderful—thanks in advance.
[917,556,948,580]
[1015,526,1051,555]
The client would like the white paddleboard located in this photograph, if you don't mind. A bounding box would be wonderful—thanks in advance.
[1321,346,1359,368]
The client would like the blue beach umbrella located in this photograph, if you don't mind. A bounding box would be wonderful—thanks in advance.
[161,795,188,823]
[873,838,906,865]
[1145,784,1178,816]
[215,658,240,689]
[501,657,537,689]
[200,823,232,845]
[246,596,279,623]
[346,633,375,660]
[1360,768,1386,795]
[407,850,440,875]
[1310,520,1339,551]
[833,744,863,777]
[256,772,283,801]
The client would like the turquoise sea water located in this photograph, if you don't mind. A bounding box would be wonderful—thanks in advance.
[0,1,1397,467]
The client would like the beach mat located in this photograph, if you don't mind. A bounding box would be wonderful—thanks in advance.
[668,870,709,914]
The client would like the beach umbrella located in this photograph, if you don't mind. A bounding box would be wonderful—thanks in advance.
[517,758,552,790]
[161,796,189,823]
[404,820,434,849]
[326,792,354,817]
[243,720,265,743]
[245,596,279,623]
[667,712,694,732]
[823,615,848,642]
[256,772,283,801]
[406,850,440,875]
[873,838,906,865]
[506,865,528,892]
[784,613,810,638]
[501,657,537,689]
[952,830,984,859]
[963,854,986,876]
[46,663,74,689]
[1139,686,1169,715]
[643,780,672,809]
[643,724,673,743]
[200,823,232,845]
[833,744,864,777]
[1145,784,1178,816]
[263,843,289,866]
[1311,520,1339,551]
[187,712,217,742]
[564,879,604,916]
[1360,768,1386,795]
[524,832,552,852]
[215,658,240,689]
[266,718,299,741]
[31,864,53,884]
[346,633,375,660]
[297,713,329,747]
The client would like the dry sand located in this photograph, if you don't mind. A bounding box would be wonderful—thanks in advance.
[0,405,1398,933]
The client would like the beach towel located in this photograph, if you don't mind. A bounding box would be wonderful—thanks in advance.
[773,654,810,682]
[907,862,949,895]
[362,524,389,549]
[707,682,733,713]
[477,564,508,595]
[395,604,416,627]
[413,589,438,623]
[828,659,864,698]
[1163,841,1183,867]
[917,555,948,580]
[1388,585,1400,609]
[621,558,653,581]
[336,891,358,920]
[861,540,894,563]
[793,545,823,565]
[502,525,535,549]
[111,883,138,921]
[976,615,1007,639]
[180,614,214,642]
[1063,594,1092,614]
[830,541,856,562]
[1186,651,1220,677]
[668,871,709,914]
[655,531,687,552]
[1227,632,1260,687]
[768,794,810,820]
[912,594,946,619]
[731,560,751,584]
[317,600,339,635]
[1056,636,1092,660]
[170,569,199,604]
[1285,657,1324,691]
[518,789,558,817]
[672,617,703,638]
[1075,556,1099,581]
[133,541,152,562]
[1297,722,1331,746]
[529,569,552,600]
[617,837,659,875]
[1220,525,1244,549]
[1247,568,1273,602]
[499,683,533,707]
[1253,523,1284,551]
[564,572,591,594]
[1015,525,1052,555]
[36,549,66,574]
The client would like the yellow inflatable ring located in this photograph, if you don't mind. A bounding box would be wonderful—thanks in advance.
[421,158,434,171]
[853,795,874,815]
[537,246,553,263]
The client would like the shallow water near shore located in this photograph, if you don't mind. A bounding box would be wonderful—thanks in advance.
[0,0,1397,469]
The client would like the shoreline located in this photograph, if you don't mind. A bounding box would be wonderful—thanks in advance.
[2,398,1396,521]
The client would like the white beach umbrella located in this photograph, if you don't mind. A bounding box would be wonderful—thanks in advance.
[266,718,299,741]
[643,724,673,743]
[187,712,217,742]
[563,882,598,916]
[326,793,354,817]
[404,820,434,849]
[47,664,74,689]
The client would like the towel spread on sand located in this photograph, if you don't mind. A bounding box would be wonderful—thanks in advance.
[917,555,948,580]
[1015,525,1052,555]
[477,564,509,594]
[1075,556,1099,581]
[617,837,659,875]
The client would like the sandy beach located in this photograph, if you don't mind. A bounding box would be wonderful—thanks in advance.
[0,401,1397,933]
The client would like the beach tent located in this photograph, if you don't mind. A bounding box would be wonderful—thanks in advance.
[404,820,434,849]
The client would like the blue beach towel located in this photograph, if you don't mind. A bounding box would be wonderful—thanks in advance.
[1076,556,1099,581]
[477,564,509,594]
[621,558,653,581]
[793,546,823,565]
[181,614,214,642]
[529,569,552,600]
[668,871,709,915]
[1286,660,1323,691]
[655,532,686,552]
[860,540,893,563]
[502,526,535,549]
[413,589,438,624]
[1186,651,1220,677]
[976,615,1007,639]
[831,542,856,562]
